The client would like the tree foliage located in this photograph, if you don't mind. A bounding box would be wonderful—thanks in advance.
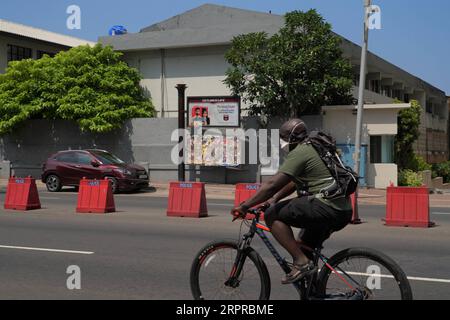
[0,44,155,134]
[224,9,354,117]
[395,100,422,170]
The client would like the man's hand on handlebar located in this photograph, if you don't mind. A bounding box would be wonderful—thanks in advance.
[231,205,249,221]
[230,202,272,221]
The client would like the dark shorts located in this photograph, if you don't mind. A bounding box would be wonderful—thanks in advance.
[264,197,353,249]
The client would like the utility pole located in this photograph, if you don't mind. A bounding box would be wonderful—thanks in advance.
[176,84,187,182]
[352,0,372,224]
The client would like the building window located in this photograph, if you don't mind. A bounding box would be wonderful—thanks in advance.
[370,80,380,93]
[7,44,32,62]
[37,50,56,59]
[392,90,403,100]
[381,86,392,98]
[370,135,394,164]
[426,101,433,114]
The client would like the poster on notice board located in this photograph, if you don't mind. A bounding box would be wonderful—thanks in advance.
[187,96,241,128]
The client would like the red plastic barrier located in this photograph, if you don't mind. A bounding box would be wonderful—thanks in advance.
[76,178,115,214]
[4,176,41,211]
[385,186,434,228]
[234,183,262,220]
[167,182,208,218]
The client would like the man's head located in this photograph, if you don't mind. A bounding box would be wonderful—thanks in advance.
[280,119,308,152]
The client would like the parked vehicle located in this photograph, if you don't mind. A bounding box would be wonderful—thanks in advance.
[41,149,149,193]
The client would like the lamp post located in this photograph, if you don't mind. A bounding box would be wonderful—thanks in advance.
[352,0,372,224]
[176,84,187,182]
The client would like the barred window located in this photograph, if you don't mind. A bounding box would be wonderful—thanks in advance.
[7,44,32,62]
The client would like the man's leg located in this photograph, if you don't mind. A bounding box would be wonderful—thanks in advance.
[265,201,309,266]
[270,220,310,266]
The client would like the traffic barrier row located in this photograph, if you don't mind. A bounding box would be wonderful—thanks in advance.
[2,177,437,229]
[3,176,115,214]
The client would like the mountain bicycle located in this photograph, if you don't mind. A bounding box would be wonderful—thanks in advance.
[190,204,413,300]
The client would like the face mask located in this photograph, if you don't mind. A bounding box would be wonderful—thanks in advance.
[280,139,290,152]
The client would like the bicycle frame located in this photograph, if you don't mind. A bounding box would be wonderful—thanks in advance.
[229,209,361,300]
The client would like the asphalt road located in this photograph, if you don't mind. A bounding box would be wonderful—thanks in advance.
[0,189,449,300]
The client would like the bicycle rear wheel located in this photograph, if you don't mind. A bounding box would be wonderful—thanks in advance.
[190,240,271,300]
[316,248,413,300]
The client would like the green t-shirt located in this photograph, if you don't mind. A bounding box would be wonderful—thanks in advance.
[278,143,352,211]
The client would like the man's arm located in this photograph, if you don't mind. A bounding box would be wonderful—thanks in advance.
[270,181,297,203]
[238,172,292,210]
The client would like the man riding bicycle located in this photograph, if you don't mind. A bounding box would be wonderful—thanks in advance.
[231,119,353,285]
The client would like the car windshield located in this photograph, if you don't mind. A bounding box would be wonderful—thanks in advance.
[90,151,125,165]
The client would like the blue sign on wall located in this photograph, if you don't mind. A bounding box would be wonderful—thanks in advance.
[336,144,368,186]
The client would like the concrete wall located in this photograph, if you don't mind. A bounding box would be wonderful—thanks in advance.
[0,117,287,184]
[367,164,398,188]
[322,107,402,144]
[0,118,179,181]
[0,109,402,187]
[124,45,235,118]
[0,32,69,73]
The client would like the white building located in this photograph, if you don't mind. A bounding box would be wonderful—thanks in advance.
[0,19,95,72]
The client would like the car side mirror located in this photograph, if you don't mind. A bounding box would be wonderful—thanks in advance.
[91,161,100,167]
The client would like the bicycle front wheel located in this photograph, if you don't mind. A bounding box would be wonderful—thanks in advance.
[316,248,413,300]
[190,240,271,300]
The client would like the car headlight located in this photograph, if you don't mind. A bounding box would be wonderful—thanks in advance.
[115,168,132,176]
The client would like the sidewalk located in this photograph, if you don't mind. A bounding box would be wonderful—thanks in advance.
[1,179,449,207]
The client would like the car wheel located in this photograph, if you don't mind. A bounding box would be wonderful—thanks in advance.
[46,175,62,192]
[105,177,119,194]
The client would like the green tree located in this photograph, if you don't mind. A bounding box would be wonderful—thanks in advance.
[0,44,155,134]
[395,100,422,170]
[224,9,354,118]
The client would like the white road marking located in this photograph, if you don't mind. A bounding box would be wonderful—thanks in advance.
[432,212,450,215]
[0,245,94,255]
[335,271,450,284]
[358,194,384,198]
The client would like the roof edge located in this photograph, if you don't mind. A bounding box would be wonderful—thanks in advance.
[0,19,96,47]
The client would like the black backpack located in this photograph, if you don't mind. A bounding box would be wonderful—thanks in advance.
[305,131,359,199]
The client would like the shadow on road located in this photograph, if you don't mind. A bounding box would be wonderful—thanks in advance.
[49,186,159,195]
[121,186,157,195]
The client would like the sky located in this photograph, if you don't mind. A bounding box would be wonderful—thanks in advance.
[1,0,449,94]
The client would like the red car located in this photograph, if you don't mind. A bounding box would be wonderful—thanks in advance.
[41,149,149,193]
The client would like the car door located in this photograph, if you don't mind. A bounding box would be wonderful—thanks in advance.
[54,152,80,185]
[72,152,104,181]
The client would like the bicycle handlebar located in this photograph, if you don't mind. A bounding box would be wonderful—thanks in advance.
[232,203,270,222]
